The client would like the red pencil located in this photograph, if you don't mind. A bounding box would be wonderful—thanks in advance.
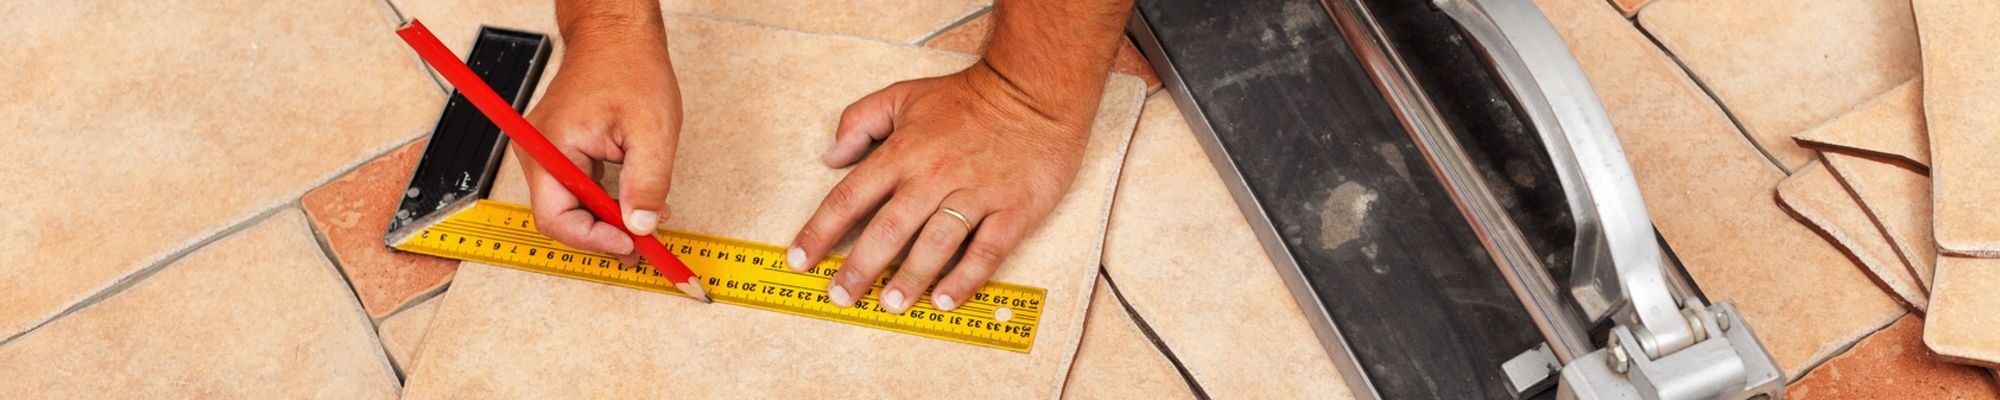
[395,20,710,303]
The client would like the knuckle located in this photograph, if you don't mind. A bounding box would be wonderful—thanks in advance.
[890,272,930,289]
[869,217,907,242]
[964,242,1008,267]
[825,184,863,212]
[920,226,959,249]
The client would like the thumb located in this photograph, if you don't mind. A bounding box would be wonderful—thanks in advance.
[618,130,677,235]
[824,82,910,167]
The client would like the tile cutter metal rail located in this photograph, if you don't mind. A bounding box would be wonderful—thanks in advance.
[1129,0,1782,398]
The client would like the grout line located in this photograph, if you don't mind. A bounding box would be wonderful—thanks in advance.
[0,205,293,347]
[1100,268,1213,399]
[1631,21,1792,175]
[301,199,386,329]
[376,0,447,94]
[0,131,427,348]
[296,203,408,386]
[914,6,992,46]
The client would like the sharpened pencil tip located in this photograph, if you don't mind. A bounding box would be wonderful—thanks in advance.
[676,279,712,304]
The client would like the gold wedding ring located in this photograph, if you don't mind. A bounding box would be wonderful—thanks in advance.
[939,207,973,231]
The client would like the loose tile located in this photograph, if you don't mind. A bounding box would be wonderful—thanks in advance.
[1824,153,1937,290]
[1535,0,1905,378]
[0,210,399,398]
[1915,0,2000,257]
[1613,0,1652,16]
[379,295,442,373]
[304,140,458,319]
[1637,0,1920,170]
[921,10,1161,91]
[401,16,1148,398]
[393,0,989,45]
[0,0,442,339]
[1777,161,1926,312]
[1787,316,2000,399]
[1794,80,1930,172]
[1927,257,2000,368]
[1099,94,1355,398]
[1062,277,1197,399]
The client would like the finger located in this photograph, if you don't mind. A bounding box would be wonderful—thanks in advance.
[931,211,1032,312]
[881,197,979,314]
[787,162,899,279]
[520,145,635,255]
[829,187,947,313]
[824,82,911,167]
[617,125,678,235]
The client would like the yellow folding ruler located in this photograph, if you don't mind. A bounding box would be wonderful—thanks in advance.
[392,200,1045,352]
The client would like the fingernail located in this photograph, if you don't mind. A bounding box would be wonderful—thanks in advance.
[625,210,659,234]
[828,285,854,308]
[933,293,957,311]
[787,247,809,271]
[883,289,908,314]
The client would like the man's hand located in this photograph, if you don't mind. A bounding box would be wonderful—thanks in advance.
[787,0,1136,314]
[521,0,680,257]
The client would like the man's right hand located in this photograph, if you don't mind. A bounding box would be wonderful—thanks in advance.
[520,1,682,257]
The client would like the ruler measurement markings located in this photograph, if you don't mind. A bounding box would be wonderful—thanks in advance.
[398,200,1039,352]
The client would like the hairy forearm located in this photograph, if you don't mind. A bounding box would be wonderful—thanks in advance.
[554,0,668,55]
[978,0,1135,125]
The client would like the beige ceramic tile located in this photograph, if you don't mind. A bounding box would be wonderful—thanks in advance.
[1062,278,1197,399]
[393,0,989,45]
[379,295,442,373]
[0,210,399,398]
[1777,161,1926,312]
[1915,0,2000,257]
[1637,0,1920,170]
[401,15,1148,397]
[1788,316,2000,399]
[304,140,458,319]
[1824,153,1937,290]
[0,0,441,339]
[1099,94,1355,398]
[1928,257,2000,368]
[1794,80,1930,172]
[1535,0,1905,378]
[1927,257,2000,368]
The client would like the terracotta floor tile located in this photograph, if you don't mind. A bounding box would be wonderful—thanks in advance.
[0,0,441,339]
[0,210,399,397]
[1927,257,2000,368]
[1794,80,1929,172]
[921,9,1160,91]
[1788,316,2000,399]
[303,140,458,319]
[1535,0,1905,378]
[400,16,1148,397]
[394,0,988,45]
[1778,161,1926,312]
[1915,0,2000,257]
[1637,0,1920,170]
[1099,94,1356,397]
[1062,277,1197,399]
[378,295,441,373]
[1824,153,1936,290]
[1613,0,1652,16]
